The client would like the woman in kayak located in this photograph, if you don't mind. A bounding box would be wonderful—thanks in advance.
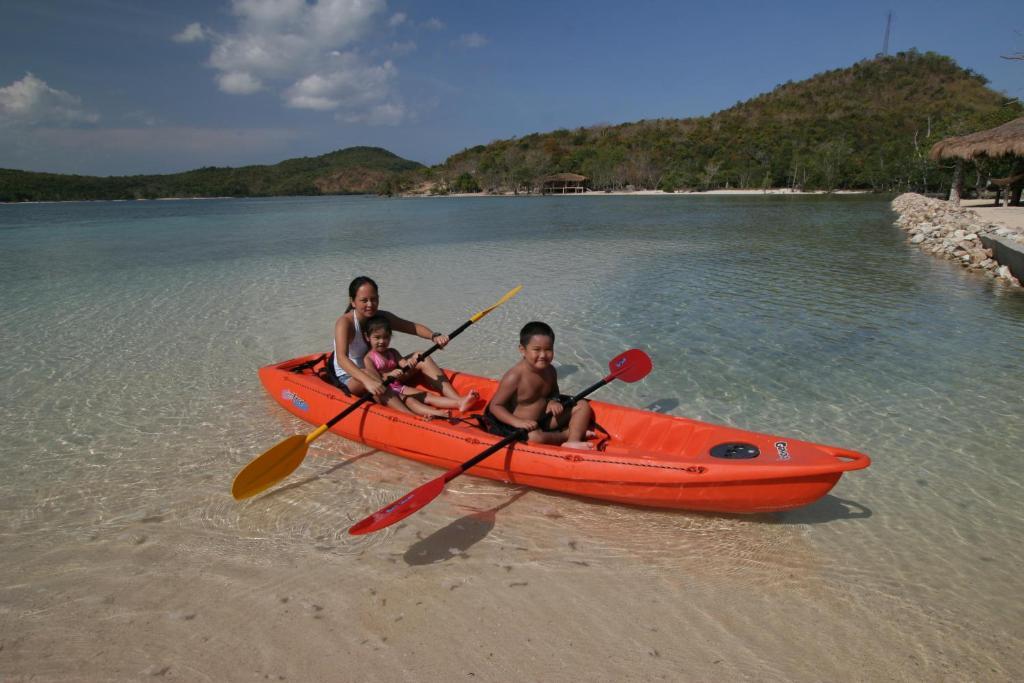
[332,276,474,406]
[361,315,479,417]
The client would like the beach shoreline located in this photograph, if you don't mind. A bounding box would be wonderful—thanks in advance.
[0,188,870,205]
[891,193,1023,286]
[411,188,871,198]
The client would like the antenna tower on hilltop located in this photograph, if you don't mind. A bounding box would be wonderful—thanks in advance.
[881,11,893,56]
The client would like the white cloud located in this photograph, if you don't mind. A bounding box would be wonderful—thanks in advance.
[182,0,405,124]
[421,18,444,31]
[218,71,264,94]
[284,56,396,111]
[0,73,99,127]
[338,101,405,126]
[172,22,210,43]
[456,33,488,48]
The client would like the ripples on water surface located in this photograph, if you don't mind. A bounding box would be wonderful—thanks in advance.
[1,195,1022,677]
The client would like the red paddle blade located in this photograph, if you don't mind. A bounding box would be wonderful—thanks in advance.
[608,348,653,383]
[348,476,446,535]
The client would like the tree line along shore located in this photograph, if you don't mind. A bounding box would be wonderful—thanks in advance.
[2,51,1021,204]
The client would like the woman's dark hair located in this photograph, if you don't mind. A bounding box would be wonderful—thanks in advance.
[519,321,555,346]
[344,276,379,312]
[363,314,392,338]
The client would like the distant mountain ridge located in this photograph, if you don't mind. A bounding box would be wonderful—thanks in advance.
[425,50,1022,195]
[0,146,423,203]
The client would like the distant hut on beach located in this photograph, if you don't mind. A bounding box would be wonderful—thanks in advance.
[930,116,1024,206]
[539,173,588,194]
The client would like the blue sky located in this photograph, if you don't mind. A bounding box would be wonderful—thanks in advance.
[1,0,1021,176]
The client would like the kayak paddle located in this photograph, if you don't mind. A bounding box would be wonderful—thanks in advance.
[231,285,523,500]
[348,348,653,535]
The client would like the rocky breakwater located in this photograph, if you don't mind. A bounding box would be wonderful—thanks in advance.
[891,193,1021,287]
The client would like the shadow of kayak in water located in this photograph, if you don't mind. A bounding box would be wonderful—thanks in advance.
[642,398,680,413]
[767,495,873,525]
[403,489,529,566]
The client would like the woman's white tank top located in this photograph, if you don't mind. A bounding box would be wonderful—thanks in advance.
[333,313,369,376]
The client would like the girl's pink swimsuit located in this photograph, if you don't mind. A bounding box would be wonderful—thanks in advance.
[368,348,408,395]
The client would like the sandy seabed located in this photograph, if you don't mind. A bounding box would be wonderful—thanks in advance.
[2,464,1019,682]
[2,193,1022,682]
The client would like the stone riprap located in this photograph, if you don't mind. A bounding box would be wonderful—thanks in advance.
[891,193,1022,287]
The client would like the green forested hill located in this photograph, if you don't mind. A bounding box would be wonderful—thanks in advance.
[0,146,422,202]
[426,50,1022,194]
[3,51,1020,202]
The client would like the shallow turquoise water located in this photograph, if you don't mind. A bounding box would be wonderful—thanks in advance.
[1,195,1022,677]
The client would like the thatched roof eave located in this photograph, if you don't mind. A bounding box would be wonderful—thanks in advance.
[540,173,588,182]
[929,116,1024,161]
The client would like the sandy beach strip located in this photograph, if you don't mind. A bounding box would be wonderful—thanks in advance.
[423,188,869,198]
[961,197,1024,233]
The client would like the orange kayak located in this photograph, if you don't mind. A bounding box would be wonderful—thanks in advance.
[260,354,871,514]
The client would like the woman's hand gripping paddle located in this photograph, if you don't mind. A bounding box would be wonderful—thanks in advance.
[231,285,523,500]
[347,348,652,535]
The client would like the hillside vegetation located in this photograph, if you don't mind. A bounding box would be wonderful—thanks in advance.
[417,50,1022,195]
[2,50,1020,202]
[0,147,422,202]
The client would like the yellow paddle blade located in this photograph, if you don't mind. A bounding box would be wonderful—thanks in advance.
[232,434,310,500]
[470,285,521,322]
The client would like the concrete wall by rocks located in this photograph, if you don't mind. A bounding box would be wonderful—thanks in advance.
[891,193,1022,287]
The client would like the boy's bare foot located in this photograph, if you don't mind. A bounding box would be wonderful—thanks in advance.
[563,441,594,450]
[458,389,480,413]
[585,429,598,439]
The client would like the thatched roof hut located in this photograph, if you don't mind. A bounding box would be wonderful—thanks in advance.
[541,172,588,183]
[540,172,588,194]
[929,116,1024,161]
[930,116,1024,206]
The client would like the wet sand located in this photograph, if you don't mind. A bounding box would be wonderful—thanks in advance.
[3,484,1006,682]
[2,446,1017,682]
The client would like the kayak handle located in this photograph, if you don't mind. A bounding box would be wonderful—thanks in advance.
[827,449,871,471]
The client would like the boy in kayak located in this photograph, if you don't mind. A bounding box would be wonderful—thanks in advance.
[361,315,479,418]
[483,321,594,449]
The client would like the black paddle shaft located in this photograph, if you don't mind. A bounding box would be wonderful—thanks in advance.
[421,319,472,357]
[448,375,612,480]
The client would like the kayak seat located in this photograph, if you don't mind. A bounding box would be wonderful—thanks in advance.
[299,352,352,397]
[455,405,612,451]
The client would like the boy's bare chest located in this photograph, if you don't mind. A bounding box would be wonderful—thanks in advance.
[516,371,554,402]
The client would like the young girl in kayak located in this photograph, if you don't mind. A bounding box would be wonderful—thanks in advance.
[332,276,471,406]
[483,321,594,449]
[361,316,479,417]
